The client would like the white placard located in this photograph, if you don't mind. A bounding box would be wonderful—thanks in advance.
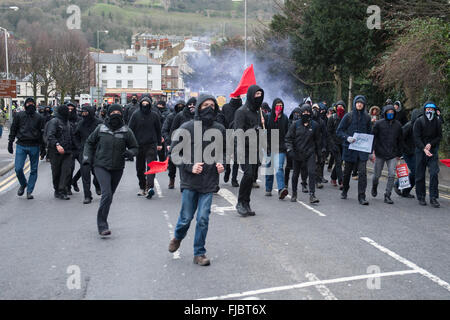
[398,176,411,190]
[348,133,374,153]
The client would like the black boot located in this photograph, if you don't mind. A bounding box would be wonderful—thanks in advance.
[371,184,378,197]
[224,171,230,183]
[290,193,297,202]
[17,184,27,196]
[301,184,308,193]
[244,202,255,216]
[384,193,394,204]
[236,202,249,216]
[430,198,440,208]
[358,194,369,205]
[231,180,239,187]
[310,193,319,204]
[341,190,348,199]
[418,198,427,206]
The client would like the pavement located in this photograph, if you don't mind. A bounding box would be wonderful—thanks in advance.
[0,156,449,300]
[0,125,15,176]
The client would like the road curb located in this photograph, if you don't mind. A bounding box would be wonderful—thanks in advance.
[0,161,14,177]
[366,167,450,194]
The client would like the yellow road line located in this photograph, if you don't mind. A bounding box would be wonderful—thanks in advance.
[0,161,30,188]
[0,162,31,192]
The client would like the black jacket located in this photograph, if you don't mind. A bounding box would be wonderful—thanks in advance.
[222,98,242,129]
[285,106,321,161]
[162,101,185,144]
[74,106,103,148]
[372,105,403,160]
[311,108,327,153]
[413,102,442,151]
[156,106,171,128]
[83,122,138,171]
[170,105,195,140]
[46,113,74,154]
[128,101,162,147]
[170,94,226,194]
[327,113,345,151]
[266,98,289,153]
[124,101,139,124]
[394,101,408,126]
[402,109,422,156]
[8,110,45,147]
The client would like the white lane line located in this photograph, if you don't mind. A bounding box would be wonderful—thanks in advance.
[154,179,163,198]
[163,210,180,260]
[304,272,338,300]
[198,269,419,300]
[361,237,450,292]
[275,189,326,217]
[217,188,237,207]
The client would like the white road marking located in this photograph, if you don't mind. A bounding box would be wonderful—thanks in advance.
[217,188,238,207]
[163,210,180,259]
[211,204,235,216]
[304,272,338,300]
[154,179,163,198]
[198,269,419,300]
[275,189,326,217]
[361,237,450,292]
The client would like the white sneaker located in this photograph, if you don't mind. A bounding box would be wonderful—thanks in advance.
[137,189,147,196]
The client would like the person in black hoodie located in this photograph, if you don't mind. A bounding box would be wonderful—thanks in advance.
[311,103,327,189]
[8,97,45,199]
[73,105,103,204]
[394,108,422,198]
[124,94,139,125]
[263,98,289,199]
[413,102,442,208]
[47,104,75,200]
[394,101,408,126]
[371,105,403,204]
[222,96,242,187]
[163,100,185,189]
[233,84,264,217]
[83,104,138,236]
[168,94,225,266]
[156,100,171,161]
[285,104,321,204]
[65,102,81,195]
[128,96,162,199]
[170,97,197,137]
[327,101,346,189]
[284,107,302,190]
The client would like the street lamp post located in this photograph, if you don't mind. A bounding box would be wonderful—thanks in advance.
[0,27,10,119]
[232,0,247,68]
[96,30,108,108]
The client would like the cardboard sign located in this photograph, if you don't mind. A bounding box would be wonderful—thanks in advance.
[348,133,374,153]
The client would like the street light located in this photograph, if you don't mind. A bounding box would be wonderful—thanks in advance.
[96,30,108,108]
[232,0,247,67]
[0,27,11,119]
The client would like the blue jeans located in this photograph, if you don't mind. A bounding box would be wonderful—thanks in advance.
[264,152,286,192]
[15,144,40,194]
[174,189,213,256]
[0,125,3,138]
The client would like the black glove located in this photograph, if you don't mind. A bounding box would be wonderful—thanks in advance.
[40,148,46,159]
[123,149,134,160]
[7,141,13,154]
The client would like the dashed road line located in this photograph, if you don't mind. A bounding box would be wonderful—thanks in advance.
[163,210,180,260]
[154,179,163,198]
[362,237,450,292]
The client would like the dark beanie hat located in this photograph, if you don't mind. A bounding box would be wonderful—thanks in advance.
[108,104,123,116]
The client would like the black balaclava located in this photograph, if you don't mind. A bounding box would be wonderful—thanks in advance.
[196,95,218,128]
[108,104,124,131]
[24,98,36,115]
[140,96,153,115]
[58,104,69,121]
[230,97,243,109]
[300,104,312,124]
[246,85,264,112]
[131,95,138,104]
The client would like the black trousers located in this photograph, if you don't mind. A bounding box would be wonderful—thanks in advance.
[284,154,293,188]
[238,164,256,203]
[415,149,440,200]
[330,146,343,184]
[94,166,123,233]
[158,141,166,161]
[168,157,177,180]
[343,160,367,196]
[316,152,325,182]
[50,150,73,194]
[68,153,81,190]
[292,154,316,195]
[73,153,100,198]
[225,163,239,182]
[136,144,157,190]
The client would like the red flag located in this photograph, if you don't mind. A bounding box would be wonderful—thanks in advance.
[145,157,169,175]
[440,159,450,168]
[230,64,256,98]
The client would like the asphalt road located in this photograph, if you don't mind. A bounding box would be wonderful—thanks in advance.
[0,158,449,300]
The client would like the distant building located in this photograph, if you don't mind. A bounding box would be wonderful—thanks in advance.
[162,56,184,101]
[90,52,163,104]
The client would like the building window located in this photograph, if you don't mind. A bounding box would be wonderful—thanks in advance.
[116,80,122,88]
[128,66,133,73]
[167,81,172,89]
[117,65,122,73]
[40,86,46,95]
[127,80,133,89]
[147,80,152,89]
[16,85,20,95]
[167,68,171,76]
[102,65,107,73]
[147,66,152,74]
[102,80,107,88]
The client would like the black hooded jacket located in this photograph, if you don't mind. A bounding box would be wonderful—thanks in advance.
[285,105,321,161]
[162,100,185,144]
[128,97,162,147]
[170,98,197,140]
[266,98,289,153]
[170,94,226,194]
[394,101,408,126]
[222,98,242,129]
[413,101,442,151]
[74,106,103,148]
[233,84,264,131]
[124,100,139,124]
[46,105,74,154]
[372,105,403,160]
[402,109,422,156]
[9,97,45,147]
[327,100,347,150]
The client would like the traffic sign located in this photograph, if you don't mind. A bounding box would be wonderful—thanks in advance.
[0,80,17,98]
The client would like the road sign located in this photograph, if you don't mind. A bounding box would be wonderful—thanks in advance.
[0,80,17,98]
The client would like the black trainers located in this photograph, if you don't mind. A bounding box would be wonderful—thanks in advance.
[58,193,70,200]
[358,195,369,205]
[430,198,440,208]
[146,188,155,199]
[26,193,34,200]
[278,188,288,200]
[236,202,249,216]
[83,197,92,204]
[244,203,255,216]
[418,198,427,206]
[371,184,378,197]
[384,194,394,204]
[290,193,297,202]
[301,185,309,193]
[72,182,80,192]
[310,194,319,204]
[95,186,101,195]
[17,184,27,196]
[224,172,230,183]
[231,180,239,188]
[341,191,347,199]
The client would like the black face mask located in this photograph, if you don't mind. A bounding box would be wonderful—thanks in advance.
[141,104,151,114]
[132,98,138,104]
[58,106,69,120]
[293,113,301,121]
[199,107,216,127]
[25,104,36,115]
[109,114,123,130]
[254,96,263,108]
[301,113,311,123]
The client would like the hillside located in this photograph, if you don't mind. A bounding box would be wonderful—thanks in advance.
[0,0,276,51]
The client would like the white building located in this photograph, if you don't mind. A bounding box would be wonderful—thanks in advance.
[90,52,163,101]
